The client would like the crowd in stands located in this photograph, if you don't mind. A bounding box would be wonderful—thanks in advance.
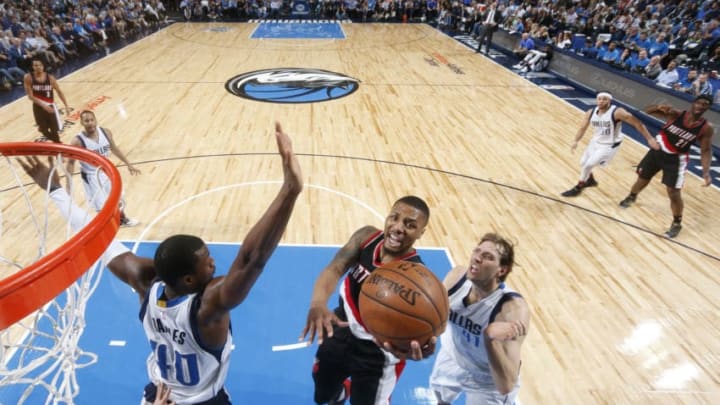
[5,0,720,104]
[0,0,170,91]
[177,0,439,22]
[176,0,720,104]
[435,0,720,104]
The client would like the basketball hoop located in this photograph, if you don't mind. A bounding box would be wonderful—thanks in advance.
[0,142,122,404]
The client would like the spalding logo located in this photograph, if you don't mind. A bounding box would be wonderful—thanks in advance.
[225,68,360,104]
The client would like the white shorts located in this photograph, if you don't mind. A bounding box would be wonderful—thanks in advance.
[580,138,621,169]
[429,346,519,405]
[81,168,125,212]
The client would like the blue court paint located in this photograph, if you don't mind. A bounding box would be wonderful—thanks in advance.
[251,22,346,39]
[52,243,453,404]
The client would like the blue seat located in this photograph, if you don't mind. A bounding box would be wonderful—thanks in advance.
[572,34,586,52]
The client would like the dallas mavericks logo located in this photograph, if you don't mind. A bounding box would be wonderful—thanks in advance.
[225,68,360,104]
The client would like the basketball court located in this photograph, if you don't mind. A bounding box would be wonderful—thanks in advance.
[1,22,719,404]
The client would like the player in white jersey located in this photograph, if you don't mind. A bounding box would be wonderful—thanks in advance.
[561,92,659,197]
[66,110,142,226]
[430,233,529,405]
[20,121,303,405]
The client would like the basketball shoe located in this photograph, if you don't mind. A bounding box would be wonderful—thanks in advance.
[121,217,139,227]
[584,175,598,188]
[561,185,582,197]
[619,194,636,208]
[665,222,682,238]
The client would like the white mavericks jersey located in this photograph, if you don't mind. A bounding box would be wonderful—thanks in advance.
[76,128,111,175]
[589,105,622,145]
[443,277,522,389]
[141,282,232,404]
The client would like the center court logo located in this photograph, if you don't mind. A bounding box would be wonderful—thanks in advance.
[225,68,360,104]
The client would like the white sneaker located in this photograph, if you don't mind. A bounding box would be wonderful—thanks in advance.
[121,217,139,227]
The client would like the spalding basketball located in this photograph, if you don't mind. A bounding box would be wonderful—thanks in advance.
[359,261,449,350]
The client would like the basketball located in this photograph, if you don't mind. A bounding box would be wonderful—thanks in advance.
[359,261,449,350]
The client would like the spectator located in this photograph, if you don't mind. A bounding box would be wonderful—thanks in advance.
[588,39,607,60]
[614,48,634,69]
[0,42,25,86]
[689,72,713,97]
[633,30,652,51]
[656,59,680,87]
[578,38,596,57]
[556,30,572,50]
[630,49,651,73]
[673,68,699,93]
[512,44,553,73]
[648,32,670,58]
[644,55,663,79]
[601,41,621,65]
[513,32,534,59]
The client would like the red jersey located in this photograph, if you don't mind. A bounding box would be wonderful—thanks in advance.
[658,111,707,154]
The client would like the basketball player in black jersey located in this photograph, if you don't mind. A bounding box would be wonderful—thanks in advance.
[300,196,435,405]
[619,95,715,238]
[23,58,70,143]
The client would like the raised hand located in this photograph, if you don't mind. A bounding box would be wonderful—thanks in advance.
[300,305,347,345]
[275,122,303,195]
[17,156,60,190]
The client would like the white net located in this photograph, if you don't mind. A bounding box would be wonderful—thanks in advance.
[0,148,119,404]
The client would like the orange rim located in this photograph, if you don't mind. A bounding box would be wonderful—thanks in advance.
[0,142,122,330]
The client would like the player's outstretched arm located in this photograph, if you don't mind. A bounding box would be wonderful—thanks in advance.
[300,225,376,344]
[616,108,659,150]
[644,104,681,121]
[18,156,155,300]
[207,122,303,313]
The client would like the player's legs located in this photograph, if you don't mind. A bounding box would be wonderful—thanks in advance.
[562,143,611,197]
[659,152,686,237]
[465,385,520,405]
[666,187,683,218]
[313,325,352,404]
[429,346,464,404]
[347,338,401,405]
[81,169,134,225]
[82,171,110,212]
[620,149,661,207]
[32,104,59,142]
[580,143,619,181]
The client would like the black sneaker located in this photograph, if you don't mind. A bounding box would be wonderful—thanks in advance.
[584,176,599,188]
[561,186,582,197]
[665,222,682,238]
[619,195,636,208]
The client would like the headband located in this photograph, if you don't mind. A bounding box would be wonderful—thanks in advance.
[597,92,613,100]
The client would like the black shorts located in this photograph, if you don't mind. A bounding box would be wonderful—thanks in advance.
[636,148,688,189]
[312,308,404,405]
[32,103,61,142]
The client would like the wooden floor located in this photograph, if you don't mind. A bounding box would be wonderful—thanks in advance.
[1,23,719,404]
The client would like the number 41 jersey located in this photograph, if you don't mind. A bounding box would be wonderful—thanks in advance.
[140,281,233,403]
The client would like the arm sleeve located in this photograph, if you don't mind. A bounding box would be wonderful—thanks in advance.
[49,188,130,265]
